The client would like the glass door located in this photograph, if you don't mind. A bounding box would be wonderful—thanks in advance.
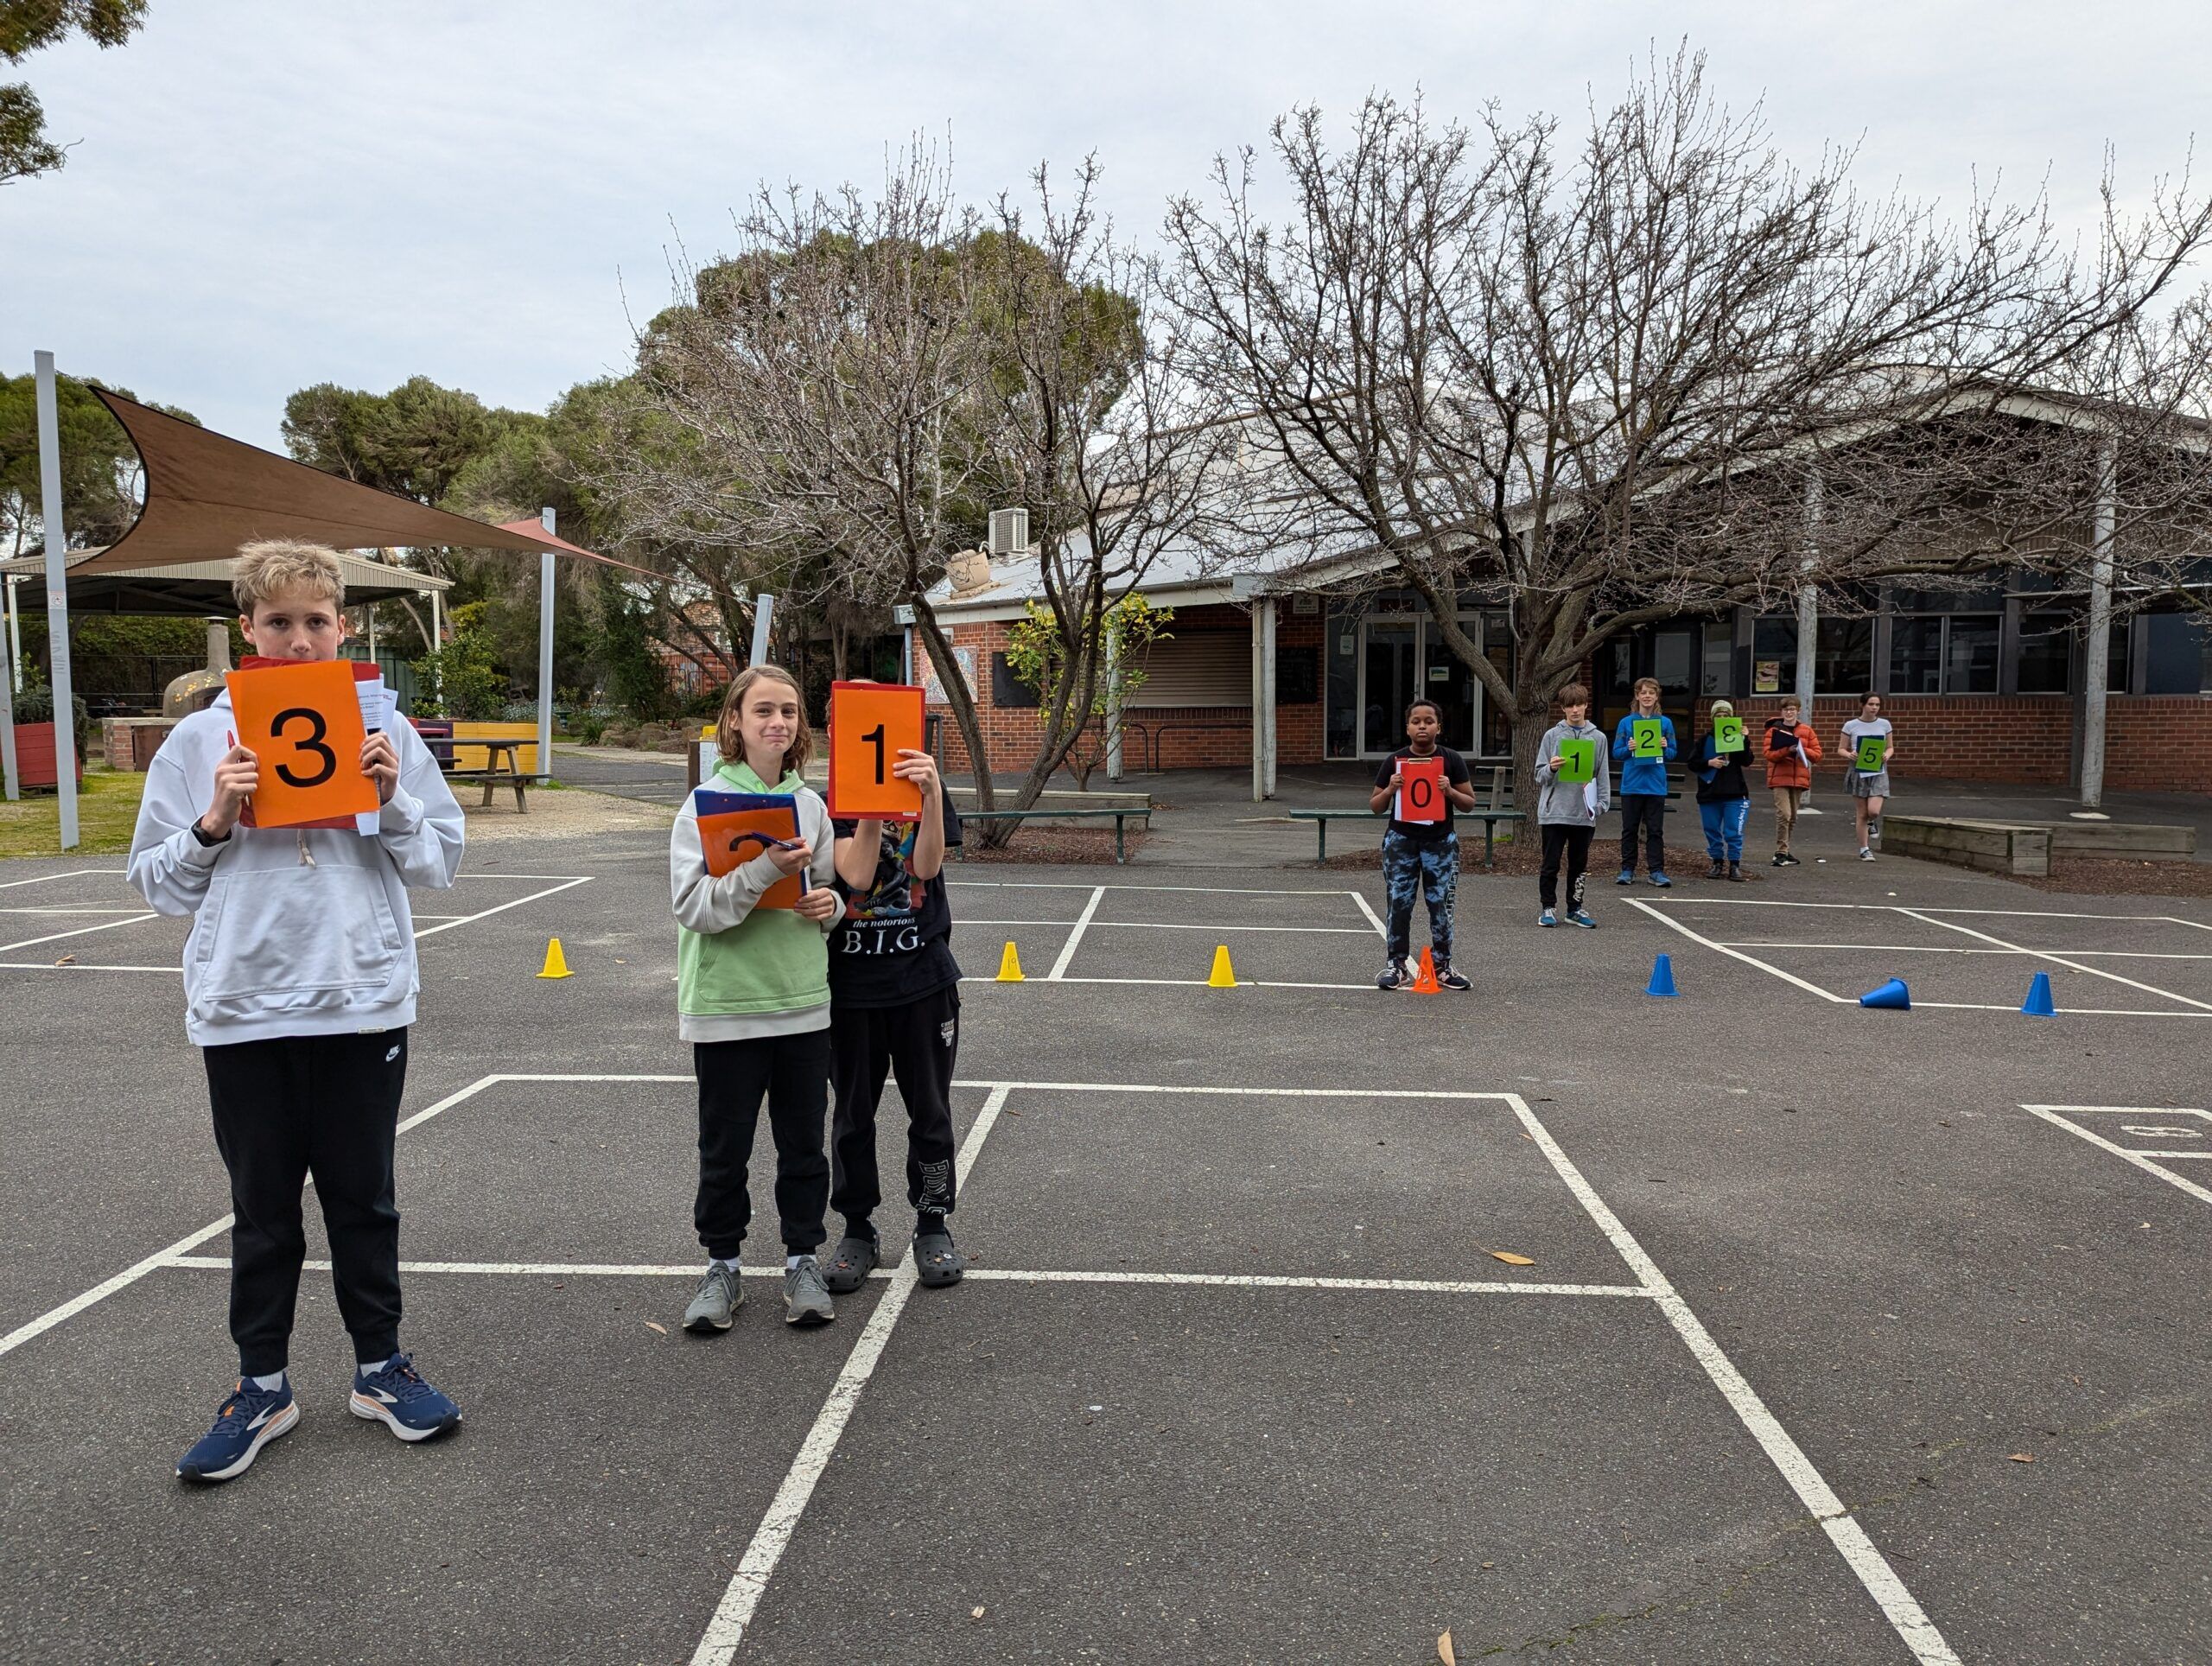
[1359,620,1417,754]
[1421,621,1482,754]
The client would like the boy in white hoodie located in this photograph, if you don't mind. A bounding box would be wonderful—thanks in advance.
[128,541,465,1484]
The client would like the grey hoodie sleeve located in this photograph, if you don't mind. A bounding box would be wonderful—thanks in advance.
[372,720,464,890]
[125,745,226,917]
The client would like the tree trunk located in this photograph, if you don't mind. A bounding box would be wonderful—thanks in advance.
[909,597,995,821]
[1510,703,1552,830]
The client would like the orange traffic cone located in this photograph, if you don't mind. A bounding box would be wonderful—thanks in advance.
[1409,946,1442,994]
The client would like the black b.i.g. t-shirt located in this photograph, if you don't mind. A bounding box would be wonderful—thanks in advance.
[828,799,964,1008]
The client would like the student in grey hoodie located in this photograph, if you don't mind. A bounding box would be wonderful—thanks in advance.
[127,541,465,1485]
[1532,683,1611,928]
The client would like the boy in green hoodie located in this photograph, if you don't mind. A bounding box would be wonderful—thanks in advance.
[671,665,846,1333]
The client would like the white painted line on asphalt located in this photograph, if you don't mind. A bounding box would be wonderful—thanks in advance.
[0,1215,236,1361]
[0,1074,509,1364]
[1622,897,1851,1003]
[947,881,1369,896]
[1045,887,1104,982]
[962,918,1373,934]
[1351,890,1388,938]
[1909,1001,2208,1018]
[414,875,593,939]
[689,1084,1014,1666]
[1503,1091,1961,1665]
[2021,1105,2212,1207]
[0,868,125,888]
[961,1269,1652,1298]
[164,1256,898,1280]
[0,905,153,915]
[949,1080,1518,1100]
[963,974,1377,990]
[0,912,156,954]
[0,961,177,973]
[1646,899,2188,922]
[1897,908,2212,1014]
[1716,940,2212,961]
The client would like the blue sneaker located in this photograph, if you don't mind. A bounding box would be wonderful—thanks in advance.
[1649,871,1672,888]
[176,1377,298,1484]
[1567,909,1599,929]
[1614,868,1634,886]
[1538,908,1558,927]
[349,1354,461,1443]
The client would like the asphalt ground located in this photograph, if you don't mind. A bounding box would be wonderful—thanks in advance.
[1,830,2208,1665]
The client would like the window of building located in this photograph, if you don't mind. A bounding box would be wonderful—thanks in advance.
[1325,607,1359,757]
[1127,632,1250,708]
[1888,590,1999,694]
[2144,611,2212,695]
[1700,619,1733,696]
[1751,614,1872,694]
[2017,612,2073,694]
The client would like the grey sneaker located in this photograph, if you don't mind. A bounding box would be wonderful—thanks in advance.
[683,1262,743,1333]
[784,1256,835,1326]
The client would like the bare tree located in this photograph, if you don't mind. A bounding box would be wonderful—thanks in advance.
[618,148,1231,836]
[1166,50,2212,806]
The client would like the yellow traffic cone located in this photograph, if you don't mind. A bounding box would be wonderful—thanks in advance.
[995,941,1025,982]
[537,938,572,980]
[1207,944,1237,988]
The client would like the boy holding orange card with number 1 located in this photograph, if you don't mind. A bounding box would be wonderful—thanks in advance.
[127,542,465,1485]
[820,682,969,1294]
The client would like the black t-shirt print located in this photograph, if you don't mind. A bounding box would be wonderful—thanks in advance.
[828,798,964,1008]
[1373,746,1470,843]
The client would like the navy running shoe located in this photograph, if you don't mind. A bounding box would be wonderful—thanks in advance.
[349,1354,461,1443]
[1567,909,1599,929]
[176,1377,298,1484]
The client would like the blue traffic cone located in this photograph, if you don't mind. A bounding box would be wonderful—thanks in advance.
[1646,953,1679,997]
[1859,977,1911,1011]
[2021,971,2056,1018]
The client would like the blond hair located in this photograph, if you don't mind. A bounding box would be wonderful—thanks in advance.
[233,540,346,614]
[715,664,813,777]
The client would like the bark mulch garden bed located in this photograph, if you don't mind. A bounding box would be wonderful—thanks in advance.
[2002,856,2212,899]
[952,827,1151,865]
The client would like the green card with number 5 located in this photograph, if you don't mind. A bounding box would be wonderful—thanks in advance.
[1855,734,1886,773]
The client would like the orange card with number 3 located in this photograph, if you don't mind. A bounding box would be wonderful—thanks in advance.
[828,683,925,817]
[224,659,378,830]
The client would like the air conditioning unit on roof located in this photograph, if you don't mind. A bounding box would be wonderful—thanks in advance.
[988,507,1029,556]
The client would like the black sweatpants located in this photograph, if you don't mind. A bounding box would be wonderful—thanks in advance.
[1540,823,1594,912]
[202,1028,408,1377]
[1618,792,1667,874]
[830,985,959,1238]
[694,1027,832,1260]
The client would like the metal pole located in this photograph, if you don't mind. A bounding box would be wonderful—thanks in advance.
[901,625,914,686]
[35,352,79,848]
[1796,473,1821,706]
[1262,597,1278,798]
[536,506,556,784]
[429,587,443,709]
[1104,616,1124,783]
[5,573,22,689]
[2081,434,2117,809]
[0,585,17,800]
[750,594,775,666]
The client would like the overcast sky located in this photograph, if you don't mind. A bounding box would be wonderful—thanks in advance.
[5,1,2207,453]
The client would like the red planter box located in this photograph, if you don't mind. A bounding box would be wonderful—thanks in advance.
[14,722,85,790]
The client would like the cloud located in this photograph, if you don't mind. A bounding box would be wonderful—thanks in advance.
[4,0,2205,449]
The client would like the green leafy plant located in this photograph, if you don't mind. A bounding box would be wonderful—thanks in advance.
[1002,595,1171,789]
[409,601,507,719]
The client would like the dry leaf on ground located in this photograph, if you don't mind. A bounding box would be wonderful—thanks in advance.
[1491,1251,1535,1267]
[2008,1452,2035,1463]
[645,1320,668,1335]
[970,1606,986,1620]
[1438,1630,1457,1664]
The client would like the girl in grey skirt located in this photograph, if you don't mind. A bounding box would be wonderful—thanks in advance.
[1839,695,1895,860]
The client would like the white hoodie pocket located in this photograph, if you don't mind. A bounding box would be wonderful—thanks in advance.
[194,866,404,999]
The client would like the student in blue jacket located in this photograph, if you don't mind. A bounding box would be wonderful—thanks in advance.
[1611,677,1675,887]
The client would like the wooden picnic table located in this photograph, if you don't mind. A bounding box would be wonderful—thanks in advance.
[446,737,530,812]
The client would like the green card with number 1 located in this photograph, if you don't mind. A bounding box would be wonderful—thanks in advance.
[1554,737,1596,785]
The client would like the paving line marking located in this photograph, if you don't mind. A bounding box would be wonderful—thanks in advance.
[1645,898,2193,923]
[1045,887,1105,981]
[687,1084,1013,1666]
[0,961,177,973]
[1622,897,1849,1002]
[0,905,155,915]
[963,974,1376,991]
[414,876,593,938]
[163,1256,899,1280]
[1909,1000,2207,1017]
[1501,1090,1959,1664]
[0,868,126,888]
[960,1269,1650,1298]
[2021,1104,2212,1207]
[1716,940,2212,961]
[946,881,1367,896]
[1351,890,1388,938]
[0,913,156,954]
[1896,908,2212,1014]
[0,1074,508,1362]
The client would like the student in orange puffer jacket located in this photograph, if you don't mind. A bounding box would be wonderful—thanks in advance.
[1763,698,1823,866]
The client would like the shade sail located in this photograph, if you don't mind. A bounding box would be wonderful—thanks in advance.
[73,388,570,575]
[1,549,451,617]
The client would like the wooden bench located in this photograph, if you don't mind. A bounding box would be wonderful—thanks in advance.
[954,804,1152,864]
[1287,808,1526,868]
[1881,816,2048,876]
